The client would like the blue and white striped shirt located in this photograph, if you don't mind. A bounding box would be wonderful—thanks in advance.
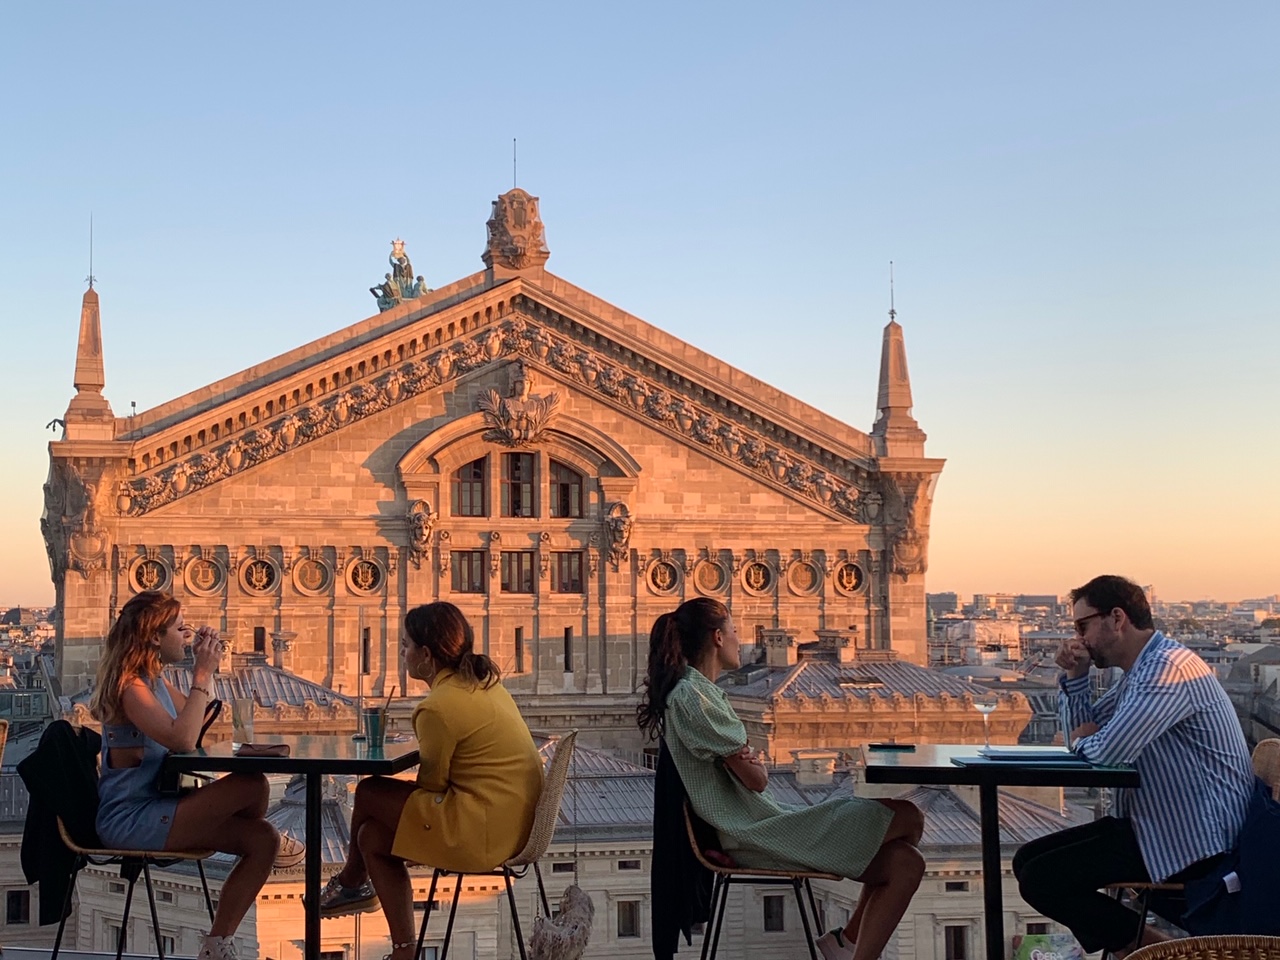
[1060,631,1252,881]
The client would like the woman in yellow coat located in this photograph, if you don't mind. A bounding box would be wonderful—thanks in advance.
[320,602,543,959]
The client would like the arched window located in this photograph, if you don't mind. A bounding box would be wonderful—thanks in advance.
[549,460,584,518]
[451,457,487,517]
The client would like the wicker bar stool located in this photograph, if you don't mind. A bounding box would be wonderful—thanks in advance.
[1127,935,1280,960]
[51,817,215,960]
[683,802,838,960]
[413,730,578,960]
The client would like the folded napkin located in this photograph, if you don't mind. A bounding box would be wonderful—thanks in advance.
[235,743,291,758]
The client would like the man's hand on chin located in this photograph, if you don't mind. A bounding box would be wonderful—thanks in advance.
[1056,639,1092,679]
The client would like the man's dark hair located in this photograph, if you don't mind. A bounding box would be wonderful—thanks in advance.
[1069,575,1154,630]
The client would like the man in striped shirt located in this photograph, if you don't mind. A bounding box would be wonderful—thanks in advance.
[1013,575,1252,958]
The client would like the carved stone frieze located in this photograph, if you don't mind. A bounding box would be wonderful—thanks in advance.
[122,311,880,520]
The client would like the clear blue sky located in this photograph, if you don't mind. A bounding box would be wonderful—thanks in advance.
[2,2,1277,606]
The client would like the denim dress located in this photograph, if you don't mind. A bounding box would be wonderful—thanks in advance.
[96,678,180,850]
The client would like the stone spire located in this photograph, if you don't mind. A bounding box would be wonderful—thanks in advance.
[870,312,926,458]
[63,285,115,440]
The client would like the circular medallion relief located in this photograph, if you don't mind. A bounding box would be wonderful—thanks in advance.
[832,561,866,596]
[292,558,332,597]
[692,559,728,596]
[646,560,681,596]
[129,557,172,594]
[786,560,823,597]
[346,558,385,596]
[239,557,280,595]
[184,556,225,598]
[740,560,775,597]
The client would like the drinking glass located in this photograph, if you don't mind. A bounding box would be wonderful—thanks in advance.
[362,706,387,748]
[973,697,998,749]
[231,697,254,749]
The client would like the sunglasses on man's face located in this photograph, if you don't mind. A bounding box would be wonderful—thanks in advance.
[1073,611,1108,636]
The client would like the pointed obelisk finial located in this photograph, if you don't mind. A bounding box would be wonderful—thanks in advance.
[871,262,925,457]
[64,226,115,440]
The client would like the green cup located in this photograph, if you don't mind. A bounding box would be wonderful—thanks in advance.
[361,706,386,748]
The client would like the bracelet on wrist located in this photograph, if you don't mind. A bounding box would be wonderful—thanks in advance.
[190,684,212,698]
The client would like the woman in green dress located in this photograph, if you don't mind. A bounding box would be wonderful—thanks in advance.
[638,598,925,960]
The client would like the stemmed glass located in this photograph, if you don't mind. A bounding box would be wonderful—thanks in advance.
[973,696,998,749]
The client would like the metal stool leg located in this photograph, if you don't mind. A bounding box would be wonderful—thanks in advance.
[50,860,82,960]
[534,861,551,916]
[504,868,530,960]
[708,876,731,960]
[804,878,822,931]
[116,870,138,960]
[699,875,723,960]
[142,860,166,960]
[197,860,215,922]
[439,873,463,960]
[415,868,443,960]
[794,878,819,960]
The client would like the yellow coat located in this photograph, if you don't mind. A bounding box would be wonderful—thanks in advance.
[392,669,543,872]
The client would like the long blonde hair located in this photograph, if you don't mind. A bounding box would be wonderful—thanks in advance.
[90,591,182,723]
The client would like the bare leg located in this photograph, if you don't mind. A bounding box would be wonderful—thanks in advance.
[357,818,416,958]
[841,799,925,945]
[336,776,417,887]
[165,773,277,937]
[849,840,925,960]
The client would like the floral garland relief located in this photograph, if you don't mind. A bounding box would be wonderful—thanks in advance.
[121,314,878,521]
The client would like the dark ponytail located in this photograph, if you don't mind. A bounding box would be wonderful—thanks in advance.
[636,598,729,740]
[405,602,502,689]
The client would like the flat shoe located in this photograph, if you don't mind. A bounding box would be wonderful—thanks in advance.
[274,833,306,869]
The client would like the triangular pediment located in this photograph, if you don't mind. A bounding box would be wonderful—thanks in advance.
[118,273,934,522]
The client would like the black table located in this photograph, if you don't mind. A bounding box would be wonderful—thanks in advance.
[863,744,1139,960]
[164,736,420,960]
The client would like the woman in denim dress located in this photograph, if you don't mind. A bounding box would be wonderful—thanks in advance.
[91,591,296,960]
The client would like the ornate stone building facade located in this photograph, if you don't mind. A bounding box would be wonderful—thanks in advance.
[42,189,944,749]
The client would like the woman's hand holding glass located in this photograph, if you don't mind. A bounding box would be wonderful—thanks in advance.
[191,625,222,680]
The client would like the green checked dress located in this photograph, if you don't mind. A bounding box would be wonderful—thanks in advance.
[666,666,895,878]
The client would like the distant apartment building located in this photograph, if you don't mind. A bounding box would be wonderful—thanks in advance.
[1014,594,1058,612]
[972,594,1017,615]
[927,592,959,617]
[930,619,1022,668]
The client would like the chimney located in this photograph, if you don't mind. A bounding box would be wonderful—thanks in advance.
[816,628,859,664]
[792,749,839,786]
[761,629,799,667]
[271,631,296,670]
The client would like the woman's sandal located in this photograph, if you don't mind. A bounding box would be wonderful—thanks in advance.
[274,833,306,869]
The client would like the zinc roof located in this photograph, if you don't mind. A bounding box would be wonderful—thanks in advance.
[722,658,995,702]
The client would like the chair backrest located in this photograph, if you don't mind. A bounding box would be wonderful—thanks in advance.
[507,730,578,867]
[1252,739,1280,801]
[682,802,726,875]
